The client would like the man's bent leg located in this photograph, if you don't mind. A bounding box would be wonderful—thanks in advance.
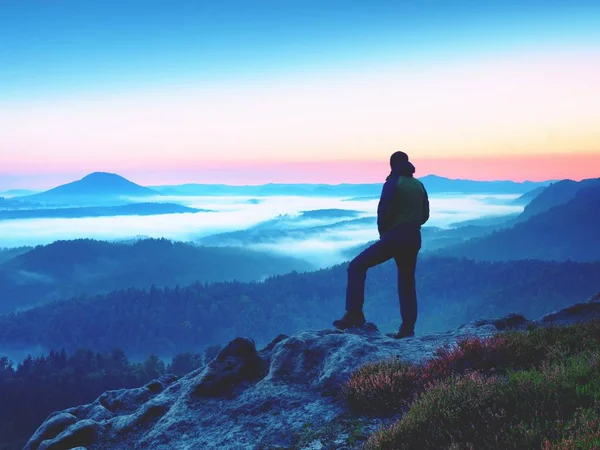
[394,247,419,332]
[346,238,396,313]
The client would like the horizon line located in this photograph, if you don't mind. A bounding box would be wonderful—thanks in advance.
[2,153,599,190]
[0,170,573,194]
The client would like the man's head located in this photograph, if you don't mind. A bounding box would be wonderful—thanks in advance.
[390,151,409,167]
[390,151,415,176]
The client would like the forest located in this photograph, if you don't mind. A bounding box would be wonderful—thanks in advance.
[0,238,312,314]
[0,346,221,450]
[1,256,598,358]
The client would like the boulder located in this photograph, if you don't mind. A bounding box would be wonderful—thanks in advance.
[536,292,600,326]
[36,419,102,450]
[24,413,78,450]
[192,337,268,397]
[462,313,529,330]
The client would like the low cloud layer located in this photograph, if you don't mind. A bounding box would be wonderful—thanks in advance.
[0,194,523,267]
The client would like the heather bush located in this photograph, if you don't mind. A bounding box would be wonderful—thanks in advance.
[422,335,511,380]
[344,321,600,419]
[365,372,509,449]
[499,320,600,369]
[342,358,423,416]
[542,409,600,450]
[423,320,600,381]
[342,336,513,416]
[365,352,600,449]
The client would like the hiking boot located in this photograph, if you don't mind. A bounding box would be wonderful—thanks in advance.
[333,310,366,330]
[386,327,415,339]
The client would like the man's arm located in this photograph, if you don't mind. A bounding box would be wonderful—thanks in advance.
[421,187,430,225]
[377,177,397,236]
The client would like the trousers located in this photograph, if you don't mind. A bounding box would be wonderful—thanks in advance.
[345,224,421,330]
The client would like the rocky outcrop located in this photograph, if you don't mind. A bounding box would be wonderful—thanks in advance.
[25,295,600,450]
[537,292,600,326]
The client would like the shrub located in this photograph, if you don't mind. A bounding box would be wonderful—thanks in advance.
[365,372,509,449]
[542,409,600,450]
[365,352,600,450]
[347,321,600,448]
[422,335,510,380]
[341,358,423,416]
[500,321,600,369]
[342,336,512,417]
[420,320,600,382]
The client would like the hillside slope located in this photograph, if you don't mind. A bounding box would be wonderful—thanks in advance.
[439,184,600,261]
[512,185,545,206]
[1,257,598,355]
[519,177,600,220]
[0,238,312,314]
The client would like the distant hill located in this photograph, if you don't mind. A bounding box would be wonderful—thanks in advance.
[0,189,38,198]
[23,172,159,205]
[0,202,207,220]
[418,175,550,194]
[0,256,598,356]
[518,178,600,220]
[199,216,375,246]
[0,247,31,264]
[297,209,362,219]
[0,197,29,208]
[150,183,383,197]
[343,222,511,259]
[150,176,550,197]
[512,186,545,206]
[0,238,312,314]
[448,213,519,229]
[438,184,600,262]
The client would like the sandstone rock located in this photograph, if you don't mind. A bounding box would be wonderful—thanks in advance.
[25,323,497,450]
[24,413,78,450]
[587,292,600,303]
[462,313,529,330]
[36,419,102,450]
[536,294,600,326]
[192,337,268,397]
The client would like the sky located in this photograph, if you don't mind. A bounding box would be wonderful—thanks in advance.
[1,0,600,189]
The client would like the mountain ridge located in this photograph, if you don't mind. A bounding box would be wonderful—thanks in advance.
[439,182,600,261]
[149,175,550,196]
[518,177,600,220]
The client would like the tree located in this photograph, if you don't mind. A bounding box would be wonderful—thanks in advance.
[142,355,166,379]
[0,356,14,379]
[168,353,203,377]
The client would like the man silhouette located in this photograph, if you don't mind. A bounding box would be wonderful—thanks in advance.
[333,151,429,338]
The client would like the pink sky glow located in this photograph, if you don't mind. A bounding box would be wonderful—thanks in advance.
[1,51,599,189]
[2,153,599,190]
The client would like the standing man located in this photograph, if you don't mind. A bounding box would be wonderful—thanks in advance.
[333,151,429,338]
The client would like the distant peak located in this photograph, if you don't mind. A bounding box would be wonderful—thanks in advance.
[81,172,126,180]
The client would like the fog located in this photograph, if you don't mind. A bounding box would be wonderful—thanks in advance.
[0,193,523,267]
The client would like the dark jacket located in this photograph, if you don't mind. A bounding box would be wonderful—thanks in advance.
[377,165,429,236]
